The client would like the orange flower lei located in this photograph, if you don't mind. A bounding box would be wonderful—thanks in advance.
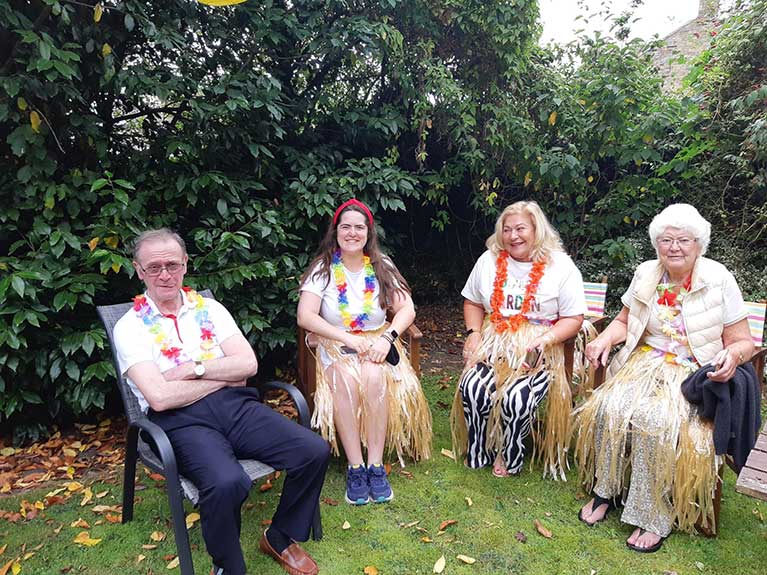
[490,250,546,334]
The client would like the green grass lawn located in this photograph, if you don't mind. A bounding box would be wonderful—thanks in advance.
[2,374,767,575]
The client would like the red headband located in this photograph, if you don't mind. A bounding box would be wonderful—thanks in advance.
[332,199,374,227]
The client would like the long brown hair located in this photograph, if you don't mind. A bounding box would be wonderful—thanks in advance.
[301,204,411,308]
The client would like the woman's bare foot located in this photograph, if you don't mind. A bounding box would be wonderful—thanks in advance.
[579,498,611,525]
[492,454,510,477]
[630,530,663,550]
[627,527,642,546]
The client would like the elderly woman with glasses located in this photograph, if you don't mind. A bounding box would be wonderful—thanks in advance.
[574,204,754,552]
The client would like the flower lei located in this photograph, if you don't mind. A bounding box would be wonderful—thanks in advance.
[490,250,546,334]
[133,286,217,365]
[332,250,376,332]
[651,274,696,368]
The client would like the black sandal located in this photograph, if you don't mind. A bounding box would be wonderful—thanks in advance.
[626,529,666,553]
[577,494,616,526]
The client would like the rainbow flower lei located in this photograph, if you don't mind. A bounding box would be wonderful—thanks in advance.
[133,286,217,365]
[332,249,375,332]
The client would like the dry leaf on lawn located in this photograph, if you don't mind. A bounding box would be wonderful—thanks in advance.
[80,487,93,507]
[0,545,6,557]
[465,497,473,507]
[73,531,102,547]
[421,537,433,543]
[150,531,166,542]
[342,520,351,530]
[136,555,146,563]
[440,448,456,461]
[457,555,476,564]
[433,555,446,574]
[533,519,552,539]
[0,561,11,575]
[185,512,200,529]
[70,518,90,528]
[166,556,180,569]
[92,505,121,514]
[363,567,379,575]
[439,519,457,531]
[105,514,121,524]
[142,544,157,550]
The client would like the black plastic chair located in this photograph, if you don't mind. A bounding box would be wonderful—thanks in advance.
[97,290,322,575]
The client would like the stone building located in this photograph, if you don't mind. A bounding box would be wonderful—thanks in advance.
[652,0,721,91]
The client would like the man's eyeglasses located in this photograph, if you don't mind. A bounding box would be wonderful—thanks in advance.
[658,237,696,248]
[139,262,185,276]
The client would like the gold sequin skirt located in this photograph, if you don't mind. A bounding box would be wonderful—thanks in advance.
[310,325,432,466]
[573,347,719,534]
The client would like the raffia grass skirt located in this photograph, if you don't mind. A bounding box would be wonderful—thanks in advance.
[310,325,432,466]
[450,321,581,480]
[573,347,719,533]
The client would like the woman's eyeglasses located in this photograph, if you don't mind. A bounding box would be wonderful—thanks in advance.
[658,237,695,248]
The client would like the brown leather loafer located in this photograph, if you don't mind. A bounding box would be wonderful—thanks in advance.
[259,532,319,575]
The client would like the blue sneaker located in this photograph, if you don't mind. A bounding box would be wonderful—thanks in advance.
[345,465,370,505]
[367,464,393,503]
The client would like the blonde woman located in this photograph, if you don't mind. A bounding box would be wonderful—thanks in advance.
[451,201,586,479]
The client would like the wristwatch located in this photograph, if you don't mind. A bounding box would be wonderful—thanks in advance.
[193,361,206,379]
[388,329,399,340]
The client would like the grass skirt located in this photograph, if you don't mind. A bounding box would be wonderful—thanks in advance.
[573,347,719,533]
[310,326,432,466]
[450,321,574,480]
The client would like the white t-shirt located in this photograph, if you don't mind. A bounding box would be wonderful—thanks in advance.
[461,250,586,321]
[300,258,391,331]
[113,291,242,412]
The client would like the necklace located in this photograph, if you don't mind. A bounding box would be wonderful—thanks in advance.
[656,274,691,306]
[133,287,217,365]
[490,251,546,333]
[332,250,375,332]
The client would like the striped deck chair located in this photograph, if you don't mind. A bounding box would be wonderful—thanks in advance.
[735,301,767,506]
[583,281,608,319]
[567,280,609,400]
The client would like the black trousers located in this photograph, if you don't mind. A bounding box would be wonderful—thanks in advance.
[149,387,330,575]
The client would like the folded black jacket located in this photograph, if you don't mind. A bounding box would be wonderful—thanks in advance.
[680,362,760,473]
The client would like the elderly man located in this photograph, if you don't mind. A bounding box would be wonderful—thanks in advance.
[113,228,329,575]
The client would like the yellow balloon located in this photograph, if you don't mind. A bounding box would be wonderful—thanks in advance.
[198,0,247,6]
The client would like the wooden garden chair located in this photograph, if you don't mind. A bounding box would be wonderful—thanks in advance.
[98,290,321,575]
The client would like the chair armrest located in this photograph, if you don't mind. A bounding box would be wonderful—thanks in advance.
[257,380,312,428]
[404,323,422,340]
[130,417,179,479]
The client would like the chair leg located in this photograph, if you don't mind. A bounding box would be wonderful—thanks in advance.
[122,427,139,523]
[311,500,323,541]
[165,475,195,575]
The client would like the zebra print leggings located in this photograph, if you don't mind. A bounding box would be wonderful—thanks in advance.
[458,362,550,474]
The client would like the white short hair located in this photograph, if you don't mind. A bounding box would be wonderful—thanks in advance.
[648,204,711,255]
